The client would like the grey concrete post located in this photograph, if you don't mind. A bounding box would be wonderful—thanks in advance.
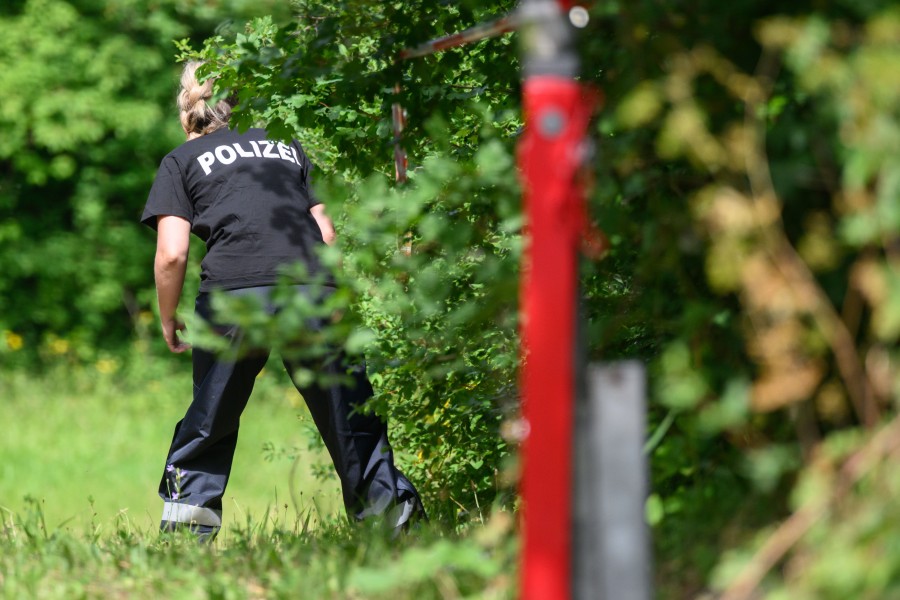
[574,361,652,600]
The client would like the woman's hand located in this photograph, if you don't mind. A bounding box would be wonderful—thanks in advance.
[161,318,190,353]
[310,203,336,246]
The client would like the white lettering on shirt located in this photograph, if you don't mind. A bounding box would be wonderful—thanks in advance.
[233,142,255,158]
[196,139,305,176]
[277,143,295,163]
[197,152,215,175]
[215,145,237,165]
[259,141,279,159]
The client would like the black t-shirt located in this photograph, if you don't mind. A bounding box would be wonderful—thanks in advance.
[141,127,333,292]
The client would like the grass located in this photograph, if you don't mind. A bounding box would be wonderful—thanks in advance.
[0,501,516,599]
[0,356,342,534]
[0,357,516,599]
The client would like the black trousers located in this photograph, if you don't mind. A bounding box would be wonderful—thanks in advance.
[158,285,423,534]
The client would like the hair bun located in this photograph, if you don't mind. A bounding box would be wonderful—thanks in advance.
[177,61,232,137]
[186,83,210,108]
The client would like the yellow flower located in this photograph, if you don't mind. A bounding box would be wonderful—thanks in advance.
[49,338,69,355]
[95,358,119,374]
[4,331,23,351]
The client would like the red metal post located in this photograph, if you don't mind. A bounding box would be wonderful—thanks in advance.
[392,5,597,595]
[518,1,594,598]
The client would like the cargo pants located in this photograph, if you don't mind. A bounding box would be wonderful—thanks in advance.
[158,285,424,538]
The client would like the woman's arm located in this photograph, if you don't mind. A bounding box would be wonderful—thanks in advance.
[310,203,336,246]
[155,215,192,353]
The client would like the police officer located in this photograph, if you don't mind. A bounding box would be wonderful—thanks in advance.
[142,61,424,540]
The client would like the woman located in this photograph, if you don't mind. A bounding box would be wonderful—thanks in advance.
[141,62,423,540]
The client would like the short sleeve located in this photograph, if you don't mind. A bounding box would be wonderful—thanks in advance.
[292,140,321,208]
[140,155,193,231]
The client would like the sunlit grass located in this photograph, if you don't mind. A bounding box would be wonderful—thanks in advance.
[0,487,515,599]
[0,356,342,533]
[0,358,516,599]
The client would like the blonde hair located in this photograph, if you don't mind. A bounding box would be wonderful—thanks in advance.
[177,61,232,137]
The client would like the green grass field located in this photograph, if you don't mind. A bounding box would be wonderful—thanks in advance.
[0,358,514,598]
[0,356,342,535]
